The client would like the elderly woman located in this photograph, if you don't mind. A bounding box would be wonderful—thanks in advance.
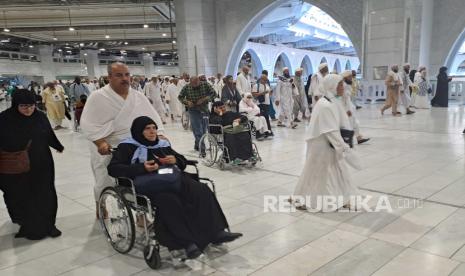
[292,74,360,211]
[221,75,242,112]
[239,93,271,140]
[0,89,64,239]
[41,82,66,129]
[412,67,431,109]
[107,116,242,259]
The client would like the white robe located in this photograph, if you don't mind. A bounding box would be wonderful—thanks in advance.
[293,96,359,211]
[165,83,183,117]
[80,85,164,200]
[144,82,167,121]
[275,77,298,127]
[236,73,252,96]
[399,71,412,108]
[238,99,268,134]
[309,72,325,101]
[214,79,224,98]
[342,83,361,137]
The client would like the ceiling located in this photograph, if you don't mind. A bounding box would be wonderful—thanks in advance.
[0,0,176,57]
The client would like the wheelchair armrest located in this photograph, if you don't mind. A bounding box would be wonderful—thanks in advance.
[185,159,198,166]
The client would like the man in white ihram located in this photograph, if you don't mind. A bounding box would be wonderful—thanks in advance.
[236,66,252,96]
[144,76,167,124]
[309,63,329,103]
[292,74,360,211]
[80,62,164,217]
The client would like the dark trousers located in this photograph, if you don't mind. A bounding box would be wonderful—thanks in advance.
[258,104,272,132]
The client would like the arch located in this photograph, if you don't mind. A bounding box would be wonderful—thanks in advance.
[223,0,362,75]
[345,60,352,70]
[273,52,292,76]
[300,55,313,77]
[320,56,328,64]
[238,48,264,78]
[333,59,341,73]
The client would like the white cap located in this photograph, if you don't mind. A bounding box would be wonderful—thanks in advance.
[318,63,328,71]
[341,70,352,78]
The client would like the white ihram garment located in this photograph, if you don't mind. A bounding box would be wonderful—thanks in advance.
[275,77,298,127]
[80,85,164,200]
[165,83,183,117]
[144,82,166,121]
[238,94,269,134]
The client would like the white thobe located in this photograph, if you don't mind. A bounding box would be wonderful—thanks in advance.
[80,85,164,200]
[342,83,361,137]
[165,83,183,117]
[236,73,252,96]
[144,82,166,121]
[238,100,268,134]
[309,72,325,102]
[275,78,298,127]
[293,76,309,118]
[293,96,359,211]
[214,79,224,98]
[399,71,412,108]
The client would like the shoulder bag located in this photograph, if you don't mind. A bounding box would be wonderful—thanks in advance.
[0,141,32,174]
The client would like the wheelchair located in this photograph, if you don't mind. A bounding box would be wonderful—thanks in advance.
[198,120,262,170]
[98,159,216,269]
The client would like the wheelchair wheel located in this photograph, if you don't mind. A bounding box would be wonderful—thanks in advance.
[199,133,218,167]
[181,111,190,130]
[144,244,162,269]
[99,187,136,254]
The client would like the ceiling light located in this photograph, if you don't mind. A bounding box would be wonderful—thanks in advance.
[69,27,75,31]
[172,40,176,44]
[124,41,128,45]
[83,53,87,56]
[99,48,105,51]
[142,47,146,50]
[58,49,62,52]
[3,28,9,32]
[29,45,33,48]
[162,33,167,37]
[66,50,72,53]
[79,43,84,46]
[53,37,58,41]
[143,24,149,28]
[105,34,110,39]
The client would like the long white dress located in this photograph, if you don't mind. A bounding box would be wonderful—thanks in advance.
[342,82,362,137]
[275,77,298,127]
[165,83,183,117]
[413,77,431,109]
[80,85,164,200]
[293,91,359,211]
[144,81,167,121]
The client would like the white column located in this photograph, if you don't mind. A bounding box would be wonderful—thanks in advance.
[174,0,218,76]
[141,53,155,77]
[38,45,56,82]
[82,49,101,78]
[418,0,433,68]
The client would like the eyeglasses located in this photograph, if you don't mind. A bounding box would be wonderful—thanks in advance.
[18,104,35,109]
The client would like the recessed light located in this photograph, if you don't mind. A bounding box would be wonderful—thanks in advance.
[3,28,10,32]
[162,33,167,37]
[58,49,62,52]
[172,40,176,44]
[142,47,146,50]
[53,37,58,41]
[143,24,149,28]
[124,41,128,45]
[105,35,110,39]
[99,48,105,51]
[79,43,84,46]
[83,53,87,56]
[69,27,75,31]
[29,45,34,48]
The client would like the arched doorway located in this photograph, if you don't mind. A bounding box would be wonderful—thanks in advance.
[320,57,328,65]
[300,55,313,78]
[273,53,292,78]
[223,0,362,76]
[333,59,341,73]
[345,60,352,70]
[237,49,263,79]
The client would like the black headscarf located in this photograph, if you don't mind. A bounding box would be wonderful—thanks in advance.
[211,100,224,114]
[438,66,448,78]
[11,88,36,109]
[130,116,158,146]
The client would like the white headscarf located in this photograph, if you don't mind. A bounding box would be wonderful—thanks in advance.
[322,74,343,98]
[243,92,255,106]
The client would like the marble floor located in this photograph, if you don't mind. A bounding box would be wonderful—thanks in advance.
[1,102,465,276]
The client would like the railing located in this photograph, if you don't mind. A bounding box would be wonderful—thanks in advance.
[0,50,40,62]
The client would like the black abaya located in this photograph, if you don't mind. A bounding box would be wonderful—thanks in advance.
[0,108,64,239]
[107,143,229,250]
[432,69,451,107]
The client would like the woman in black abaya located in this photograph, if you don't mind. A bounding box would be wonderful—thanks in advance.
[431,66,452,107]
[107,116,242,259]
[0,89,64,240]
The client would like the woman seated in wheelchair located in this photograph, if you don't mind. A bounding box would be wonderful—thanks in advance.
[239,93,272,140]
[108,116,242,259]
[209,101,256,165]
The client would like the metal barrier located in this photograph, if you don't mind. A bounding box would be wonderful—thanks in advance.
[359,81,386,103]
